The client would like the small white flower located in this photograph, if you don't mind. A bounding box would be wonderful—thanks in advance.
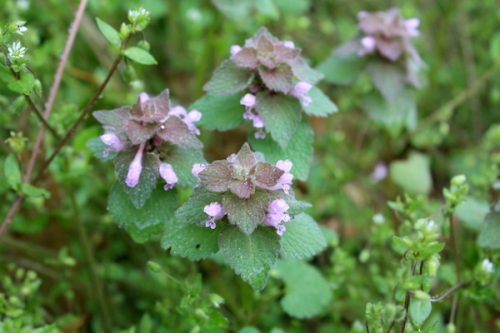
[128,7,148,21]
[8,41,27,60]
[425,220,437,233]
[372,213,385,225]
[16,22,28,35]
[481,259,494,274]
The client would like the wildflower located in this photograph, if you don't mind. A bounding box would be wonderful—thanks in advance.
[290,81,312,106]
[170,106,202,135]
[192,163,206,178]
[481,259,494,274]
[128,7,149,22]
[370,162,388,182]
[16,22,27,35]
[230,45,242,56]
[272,160,293,194]
[203,202,225,229]
[8,41,26,60]
[159,162,178,190]
[264,199,291,236]
[240,93,265,138]
[125,143,145,187]
[100,133,126,156]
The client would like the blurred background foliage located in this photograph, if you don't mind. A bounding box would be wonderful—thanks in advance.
[0,0,499,332]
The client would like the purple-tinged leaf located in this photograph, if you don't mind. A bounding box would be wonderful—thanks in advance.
[222,191,271,235]
[199,160,233,193]
[93,107,130,133]
[229,179,256,199]
[253,162,284,189]
[156,116,203,149]
[125,120,157,145]
[258,65,294,93]
[232,47,259,69]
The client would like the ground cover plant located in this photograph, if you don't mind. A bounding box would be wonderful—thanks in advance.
[0,0,499,332]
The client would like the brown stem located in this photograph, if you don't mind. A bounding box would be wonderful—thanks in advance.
[448,214,461,324]
[431,280,472,303]
[34,51,124,182]
[399,262,417,333]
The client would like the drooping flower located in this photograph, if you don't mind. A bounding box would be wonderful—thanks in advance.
[290,81,312,106]
[100,133,126,154]
[264,199,291,236]
[370,162,388,182]
[240,93,266,138]
[125,143,145,187]
[203,202,225,229]
[159,162,178,190]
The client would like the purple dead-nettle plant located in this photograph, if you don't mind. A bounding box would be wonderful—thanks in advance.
[90,89,204,207]
[189,143,296,235]
[201,27,337,148]
[356,8,424,87]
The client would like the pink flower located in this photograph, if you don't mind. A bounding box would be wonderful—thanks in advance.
[100,133,126,152]
[264,199,290,236]
[273,160,293,194]
[405,18,420,37]
[283,40,295,48]
[192,163,206,177]
[290,81,313,106]
[370,162,388,182]
[358,36,377,56]
[125,143,145,188]
[138,92,150,104]
[230,45,242,56]
[159,162,178,190]
[203,202,225,229]
[170,106,202,135]
[240,93,256,110]
[254,130,266,139]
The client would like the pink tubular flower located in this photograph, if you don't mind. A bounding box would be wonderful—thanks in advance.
[170,106,202,135]
[283,40,295,48]
[240,93,256,110]
[264,199,290,236]
[290,81,313,106]
[273,160,293,193]
[125,143,145,188]
[192,163,206,178]
[203,202,225,229]
[159,162,178,190]
[138,92,150,103]
[370,162,388,182]
[230,45,242,56]
[358,36,377,56]
[100,133,126,152]
[241,93,266,136]
[404,18,420,37]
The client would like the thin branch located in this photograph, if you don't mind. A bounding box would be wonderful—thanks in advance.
[399,262,417,333]
[4,59,60,138]
[34,50,125,182]
[431,280,472,303]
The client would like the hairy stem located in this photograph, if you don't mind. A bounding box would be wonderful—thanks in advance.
[448,213,462,324]
[399,262,417,333]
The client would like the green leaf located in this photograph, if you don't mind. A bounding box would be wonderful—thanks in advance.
[256,93,302,148]
[366,61,406,102]
[8,71,35,95]
[280,213,327,260]
[20,183,50,199]
[204,60,254,96]
[274,260,331,318]
[390,152,432,195]
[455,197,490,231]
[96,17,121,47]
[238,327,260,333]
[419,242,445,259]
[190,93,244,131]
[219,227,279,289]
[478,212,500,249]
[409,298,432,326]
[124,47,157,65]
[4,154,22,190]
[317,54,365,85]
[168,147,206,187]
[222,191,270,235]
[176,188,222,226]
[162,219,221,260]
[258,65,294,93]
[108,183,176,243]
[86,137,117,161]
[363,91,417,133]
[249,120,313,181]
[115,151,160,208]
[391,236,409,255]
[303,86,338,117]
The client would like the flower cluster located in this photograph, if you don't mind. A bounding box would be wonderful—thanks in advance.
[93,89,202,191]
[205,27,323,140]
[8,41,26,60]
[193,143,294,235]
[355,8,423,86]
